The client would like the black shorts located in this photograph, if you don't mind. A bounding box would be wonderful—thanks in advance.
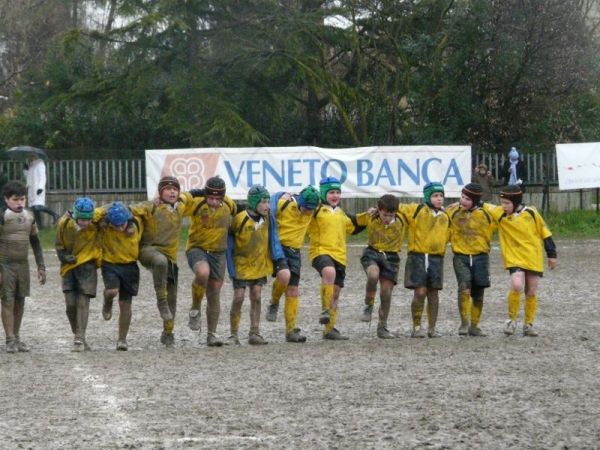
[62,261,98,297]
[508,267,543,277]
[311,255,346,288]
[360,247,400,284]
[232,277,267,289]
[273,246,302,286]
[186,248,226,281]
[453,254,491,290]
[101,262,140,297]
[404,253,444,290]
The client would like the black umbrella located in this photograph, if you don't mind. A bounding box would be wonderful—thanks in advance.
[4,145,48,160]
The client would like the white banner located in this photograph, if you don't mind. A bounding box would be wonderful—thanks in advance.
[145,146,472,200]
[556,143,600,190]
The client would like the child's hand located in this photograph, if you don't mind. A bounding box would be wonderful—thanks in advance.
[368,207,377,216]
[38,268,46,285]
[548,258,557,270]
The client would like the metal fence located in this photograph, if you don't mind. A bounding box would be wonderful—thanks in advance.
[472,151,557,185]
[0,159,146,193]
[0,151,558,193]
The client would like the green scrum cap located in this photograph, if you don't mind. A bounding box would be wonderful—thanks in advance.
[423,181,445,205]
[247,185,270,210]
[319,176,341,203]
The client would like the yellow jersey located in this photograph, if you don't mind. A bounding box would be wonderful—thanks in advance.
[355,211,406,253]
[486,204,552,272]
[182,192,236,252]
[399,203,450,256]
[231,211,273,280]
[275,197,313,249]
[101,216,143,264]
[307,205,355,265]
[131,198,190,263]
[55,213,102,277]
[446,205,496,255]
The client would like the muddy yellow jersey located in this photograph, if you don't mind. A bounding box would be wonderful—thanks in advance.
[307,205,355,265]
[181,192,236,252]
[355,211,406,253]
[399,203,450,256]
[131,198,190,262]
[55,213,102,277]
[0,208,37,263]
[231,211,273,280]
[101,216,143,264]
[275,197,313,249]
[486,204,552,272]
[446,205,496,255]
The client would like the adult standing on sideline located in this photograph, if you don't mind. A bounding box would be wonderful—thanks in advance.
[501,147,527,190]
[25,155,59,227]
[472,164,495,202]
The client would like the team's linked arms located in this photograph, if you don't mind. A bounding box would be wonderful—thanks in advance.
[188,188,205,198]
[56,249,77,264]
[37,267,46,285]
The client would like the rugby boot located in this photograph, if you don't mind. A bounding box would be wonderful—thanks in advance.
[523,324,539,337]
[206,333,224,347]
[5,338,18,353]
[285,328,307,343]
[225,334,241,346]
[427,328,442,338]
[504,320,517,336]
[468,326,487,337]
[265,303,279,322]
[15,336,30,352]
[377,326,395,339]
[160,331,175,347]
[116,340,128,351]
[72,337,85,352]
[188,309,202,331]
[411,326,427,338]
[248,332,268,345]
[458,323,469,336]
[319,309,331,325]
[360,304,373,323]
[323,328,349,341]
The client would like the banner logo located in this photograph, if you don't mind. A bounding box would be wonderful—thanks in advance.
[160,153,220,191]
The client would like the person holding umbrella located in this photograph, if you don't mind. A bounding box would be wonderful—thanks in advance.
[24,154,59,227]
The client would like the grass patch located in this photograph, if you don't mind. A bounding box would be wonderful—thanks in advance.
[544,209,600,238]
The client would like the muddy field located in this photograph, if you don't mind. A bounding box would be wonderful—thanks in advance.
[1,240,599,449]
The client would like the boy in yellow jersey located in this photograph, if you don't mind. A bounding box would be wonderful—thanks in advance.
[486,185,557,336]
[446,183,496,337]
[307,177,359,341]
[265,185,321,343]
[55,197,101,351]
[356,194,406,339]
[182,176,236,347]
[130,176,191,347]
[99,202,142,351]
[226,185,272,345]
[401,182,450,338]
[0,181,46,353]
